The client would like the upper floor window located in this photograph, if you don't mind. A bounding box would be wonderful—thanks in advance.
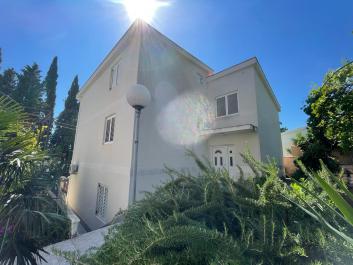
[109,63,120,90]
[104,115,115,143]
[216,92,238,117]
[96,183,108,220]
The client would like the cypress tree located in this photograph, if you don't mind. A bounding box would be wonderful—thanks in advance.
[0,68,18,98]
[14,63,43,123]
[51,75,79,176]
[0,49,18,99]
[42,56,58,146]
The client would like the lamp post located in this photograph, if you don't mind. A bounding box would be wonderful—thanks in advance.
[126,84,151,203]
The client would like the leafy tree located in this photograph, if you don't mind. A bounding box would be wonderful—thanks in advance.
[0,96,69,265]
[50,76,79,176]
[63,152,353,265]
[293,133,339,173]
[280,121,288,133]
[304,62,353,152]
[42,56,58,147]
[295,62,353,173]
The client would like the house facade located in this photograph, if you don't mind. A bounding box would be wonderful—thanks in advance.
[67,20,283,230]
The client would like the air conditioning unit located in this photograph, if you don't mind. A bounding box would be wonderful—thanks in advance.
[69,164,79,174]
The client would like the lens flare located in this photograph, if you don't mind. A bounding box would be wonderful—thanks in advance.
[156,92,214,146]
[118,0,169,22]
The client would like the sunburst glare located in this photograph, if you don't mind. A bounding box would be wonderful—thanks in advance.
[116,0,169,22]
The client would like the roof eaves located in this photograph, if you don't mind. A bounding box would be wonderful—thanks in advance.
[253,60,281,111]
[206,57,257,82]
[76,21,137,99]
[143,23,213,73]
[207,57,281,112]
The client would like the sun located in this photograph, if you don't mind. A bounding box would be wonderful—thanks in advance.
[120,0,169,22]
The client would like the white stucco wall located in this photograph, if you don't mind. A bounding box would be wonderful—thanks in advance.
[205,66,261,174]
[134,24,211,200]
[67,26,141,229]
[206,66,259,129]
[254,69,283,167]
[67,21,283,230]
[207,131,261,175]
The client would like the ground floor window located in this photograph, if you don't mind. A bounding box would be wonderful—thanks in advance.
[96,183,108,220]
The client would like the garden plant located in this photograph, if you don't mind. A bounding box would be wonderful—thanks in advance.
[61,151,353,265]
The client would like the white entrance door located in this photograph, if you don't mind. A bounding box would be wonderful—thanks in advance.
[211,146,236,177]
[212,146,227,171]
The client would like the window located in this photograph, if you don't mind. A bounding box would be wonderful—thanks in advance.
[96,183,108,220]
[216,97,226,117]
[216,92,238,117]
[114,64,119,86]
[109,63,120,90]
[109,68,114,90]
[104,115,116,143]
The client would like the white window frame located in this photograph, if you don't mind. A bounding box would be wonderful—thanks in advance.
[109,62,120,90]
[216,91,239,118]
[109,68,114,91]
[104,115,116,144]
[95,183,108,221]
[114,63,119,86]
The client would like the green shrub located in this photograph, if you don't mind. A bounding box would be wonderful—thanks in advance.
[0,96,70,265]
[69,152,353,265]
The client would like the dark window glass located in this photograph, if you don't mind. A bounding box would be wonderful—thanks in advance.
[109,68,114,90]
[230,157,233,167]
[227,93,238,114]
[110,117,115,142]
[115,65,119,85]
[214,157,217,166]
[220,157,223,166]
[105,119,111,143]
[216,97,226,117]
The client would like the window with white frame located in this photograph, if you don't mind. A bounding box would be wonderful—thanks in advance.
[109,63,120,90]
[96,183,108,220]
[114,64,119,86]
[216,92,238,117]
[104,115,115,143]
[109,68,114,90]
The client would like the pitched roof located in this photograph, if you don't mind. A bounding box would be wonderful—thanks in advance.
[76,20,281,112]
[77,20,212,99]
[207,57,281,111]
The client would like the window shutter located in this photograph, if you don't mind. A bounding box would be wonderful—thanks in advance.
[227,93,238,114]
[216,97,226,117]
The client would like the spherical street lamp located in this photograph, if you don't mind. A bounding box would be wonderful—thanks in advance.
[127,84,151,110]
[126,84,151,203]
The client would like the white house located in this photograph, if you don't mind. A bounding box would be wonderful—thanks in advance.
[67,20,283,230]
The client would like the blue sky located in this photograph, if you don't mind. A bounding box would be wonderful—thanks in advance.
[0,0,352,129]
